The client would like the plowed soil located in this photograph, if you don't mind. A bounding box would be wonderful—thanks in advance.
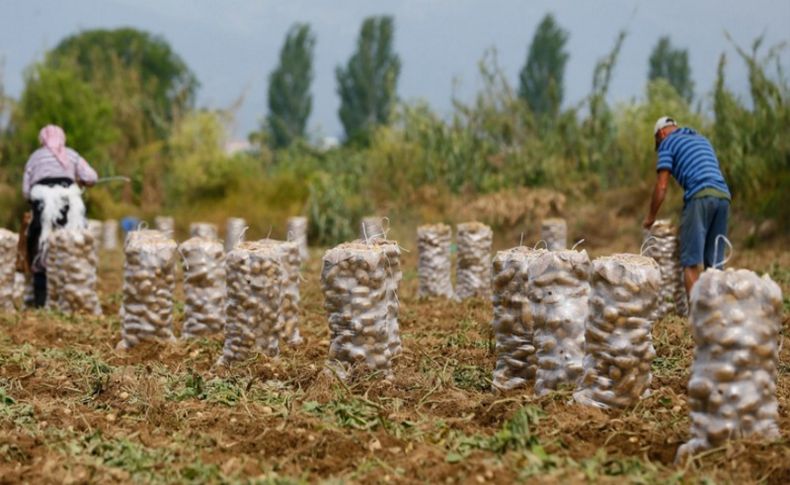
[0,244,788,484]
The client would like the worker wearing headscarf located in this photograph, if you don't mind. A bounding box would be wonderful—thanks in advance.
[22,124,98,307]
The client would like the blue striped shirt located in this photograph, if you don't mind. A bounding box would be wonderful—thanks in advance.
[657,128,730,202]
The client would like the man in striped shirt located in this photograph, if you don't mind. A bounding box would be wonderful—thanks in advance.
[642,116,731,293]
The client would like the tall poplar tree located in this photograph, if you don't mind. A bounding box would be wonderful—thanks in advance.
[518,14,569,119]
[336,16,401,144]
[648,36,694,103]
[267,23,316,148]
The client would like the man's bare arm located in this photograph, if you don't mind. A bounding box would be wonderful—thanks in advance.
[643,169,671,229]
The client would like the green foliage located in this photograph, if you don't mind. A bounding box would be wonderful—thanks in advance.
[336,16,401,144]
[47,27,197,135]
[519,14,569,120]
[266,24,315,149]
[6,64,116,171]
[649,36,694,103]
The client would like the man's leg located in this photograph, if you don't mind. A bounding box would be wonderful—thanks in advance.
[702,199,730,269]
[679,199,705,294]
[683,265,701,295]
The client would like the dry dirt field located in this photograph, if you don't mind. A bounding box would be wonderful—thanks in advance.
[0,243,788,484]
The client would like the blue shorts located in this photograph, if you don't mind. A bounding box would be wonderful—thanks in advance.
[679,197,730,268]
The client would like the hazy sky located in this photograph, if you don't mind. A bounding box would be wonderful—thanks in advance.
[1,0,788,139]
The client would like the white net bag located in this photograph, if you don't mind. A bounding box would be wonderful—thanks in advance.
[321,242,393,379]
[225,217,246,252]
[417,223,454,299]
[0,229,17,312]
[117,230,177,350]
[287,216,309,261]
[491,246,547,391]
[574,254,661,409]
[44,229,102,315]
[255,239,303,347]
[360,216,386,241]
[455,222,493,300]
[540,218,567,251]
[179,237,226,339]
[87,219,103,252]
[353,238,403,357]
[527,249,591,395]
[154,216,175,237]
[189,222,218,240]
[676,268,782,462]
[13,272,26,309]
[643,220,686,318]
[216,242,284,364]
[102,219,118,250]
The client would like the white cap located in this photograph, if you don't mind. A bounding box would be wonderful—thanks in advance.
[654,116,677,135]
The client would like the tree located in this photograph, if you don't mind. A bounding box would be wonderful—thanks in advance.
[336,16,401,144]
[648,36,694,103]
[6,64,117,173]
[518,14,569,119]
[267,24,315,149]
[47,28,198,137]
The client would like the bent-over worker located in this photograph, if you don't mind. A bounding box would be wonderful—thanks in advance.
[643,116,731,294]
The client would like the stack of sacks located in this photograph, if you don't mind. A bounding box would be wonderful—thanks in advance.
[321,242,393,379]
[417,223,454,299]
[102,219,118,250]
[644,220,686,318]
[45,229,102,315]
[256,239,303,346]
[225,217,246,252]
[676,268,782,462]
[491,246,547,390]
[216,242,284,364]
[154,216,175,237]
[527,250,591,395]
[455,222,493,300]
[179,237,226,339]
[541,218,567,251]
[13,272,26,309]
[360,216,386,241]
[117,230,177,349]
[574,254,660,409]
[0,229,17,312]
[286,216,309,261]
[189,222,218,240]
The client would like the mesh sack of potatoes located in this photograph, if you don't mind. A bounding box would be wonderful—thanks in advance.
[527,249,591,395]
[255,239,303,347]
[154,216,175,237]
[643,220,686,318]
[676,268,782,462]
[455,222,493,300]
[117,230,177,349]
[353,238,403,357]
[179,237,226,339]
[287,216,309,261]
[0,229,17,312]
[44,229,102,315]
[87,219,103,252]
[217,242,284,364]
[417,223,454,299]
[541,218,567,251]
[574,254,660,409]
[491,246,548,391]
[13,272,27,309]
[102,219,118,250]
[190,222,218,240]
[321,242,392,379]
[225,217,246,252]
[360,216,386,241]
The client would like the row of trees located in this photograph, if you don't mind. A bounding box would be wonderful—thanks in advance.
[264,13,695,146]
